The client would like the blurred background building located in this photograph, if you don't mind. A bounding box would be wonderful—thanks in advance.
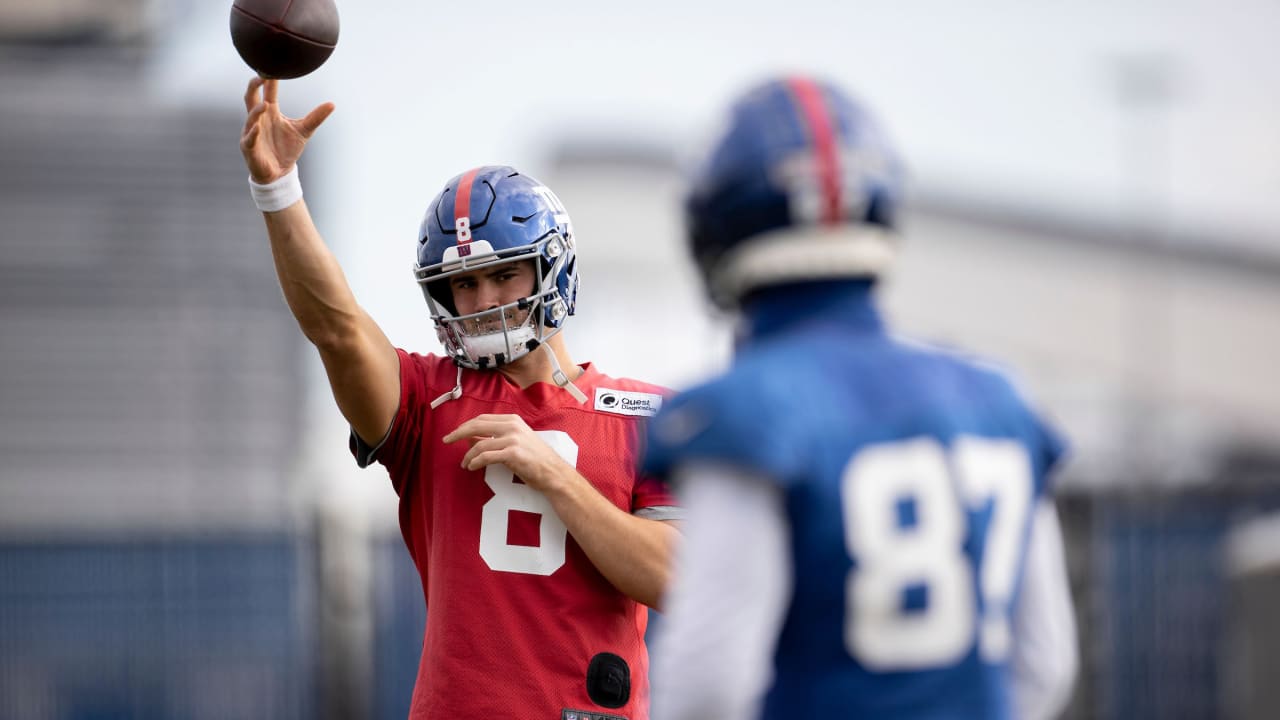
[1,1,1279,718]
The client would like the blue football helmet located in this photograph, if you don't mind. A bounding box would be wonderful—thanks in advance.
[685,76,904,309]
[415,166,578,369]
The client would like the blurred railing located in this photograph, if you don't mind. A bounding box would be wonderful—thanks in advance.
[0,537,317,720]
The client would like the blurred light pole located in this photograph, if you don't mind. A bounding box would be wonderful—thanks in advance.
[1110,53,1182,484]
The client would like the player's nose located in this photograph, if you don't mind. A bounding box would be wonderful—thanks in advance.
[475,279,502,311]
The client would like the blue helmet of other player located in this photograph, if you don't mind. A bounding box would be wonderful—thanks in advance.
[415,166,579,369]
[685,76,904,310]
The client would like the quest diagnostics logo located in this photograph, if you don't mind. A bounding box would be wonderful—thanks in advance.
[594,389,662,417]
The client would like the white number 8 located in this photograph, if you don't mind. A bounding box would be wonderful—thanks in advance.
[842,436,1031,670]
[455,216,472,243]
[478,430,577,575]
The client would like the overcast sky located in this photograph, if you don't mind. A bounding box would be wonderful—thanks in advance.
[158,0,1280,239]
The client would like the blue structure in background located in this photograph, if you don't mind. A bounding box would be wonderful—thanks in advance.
[1082,486,1280,720]
[0,538,316,720]
[2,493,1278,720]
[371,538,425,720]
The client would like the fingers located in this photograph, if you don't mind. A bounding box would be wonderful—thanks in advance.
[299,102,336,138]
[240,122,260,152]
[443,414,532,472]
[460,436,513,471]
[244,75,333,145]
[442,421,493,444]
[241,102,268,138]
[243,76,264,113]
[442,414,521,444]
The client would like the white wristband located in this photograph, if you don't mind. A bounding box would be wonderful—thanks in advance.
[249,165,303,212]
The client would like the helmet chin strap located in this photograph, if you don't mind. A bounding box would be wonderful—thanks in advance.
[430,365,464,409]
[428,344,587,408]
[542,343,588,404]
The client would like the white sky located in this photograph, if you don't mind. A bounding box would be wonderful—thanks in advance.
[156,0,1280,240]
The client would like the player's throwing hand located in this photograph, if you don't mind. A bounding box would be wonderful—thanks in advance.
[239,77,334,184]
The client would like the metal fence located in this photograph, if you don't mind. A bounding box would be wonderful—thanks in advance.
[1056,475,1280,720]
[0,537,317,720]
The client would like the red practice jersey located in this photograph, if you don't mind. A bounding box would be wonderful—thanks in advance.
[355,350,677,719]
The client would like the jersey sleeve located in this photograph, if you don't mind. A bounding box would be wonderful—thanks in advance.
[632,474,681,521]
[1004,378,1068,497]
[980,364,1069,498]
[348,350,442,494]
[1029,412,1067,495]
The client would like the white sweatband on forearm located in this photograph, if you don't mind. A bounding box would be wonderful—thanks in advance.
[248,164,303,212]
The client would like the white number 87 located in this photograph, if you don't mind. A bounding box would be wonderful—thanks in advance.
[842,436,1032,670]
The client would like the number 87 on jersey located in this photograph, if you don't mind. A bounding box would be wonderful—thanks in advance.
[841,435,1032,670]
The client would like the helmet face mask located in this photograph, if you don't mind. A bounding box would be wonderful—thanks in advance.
[415,166,577,369]
[417,238,573,369]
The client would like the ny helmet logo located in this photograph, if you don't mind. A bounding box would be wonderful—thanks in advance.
[532,185,574,243]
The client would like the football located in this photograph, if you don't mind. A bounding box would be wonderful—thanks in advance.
[230,0,340,79]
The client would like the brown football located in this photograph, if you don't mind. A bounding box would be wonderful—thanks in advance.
[230,0,340,79]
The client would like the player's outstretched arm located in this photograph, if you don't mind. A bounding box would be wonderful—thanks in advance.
[445,414,679,609]
[240,76,400,446]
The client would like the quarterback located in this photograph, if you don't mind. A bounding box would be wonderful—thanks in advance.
[239,76,679,719]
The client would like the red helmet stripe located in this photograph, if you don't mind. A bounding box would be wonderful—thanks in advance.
[453,167,481,244]
[787,77,842,224]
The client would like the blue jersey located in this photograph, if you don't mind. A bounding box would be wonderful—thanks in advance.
[643,290,1064,719]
